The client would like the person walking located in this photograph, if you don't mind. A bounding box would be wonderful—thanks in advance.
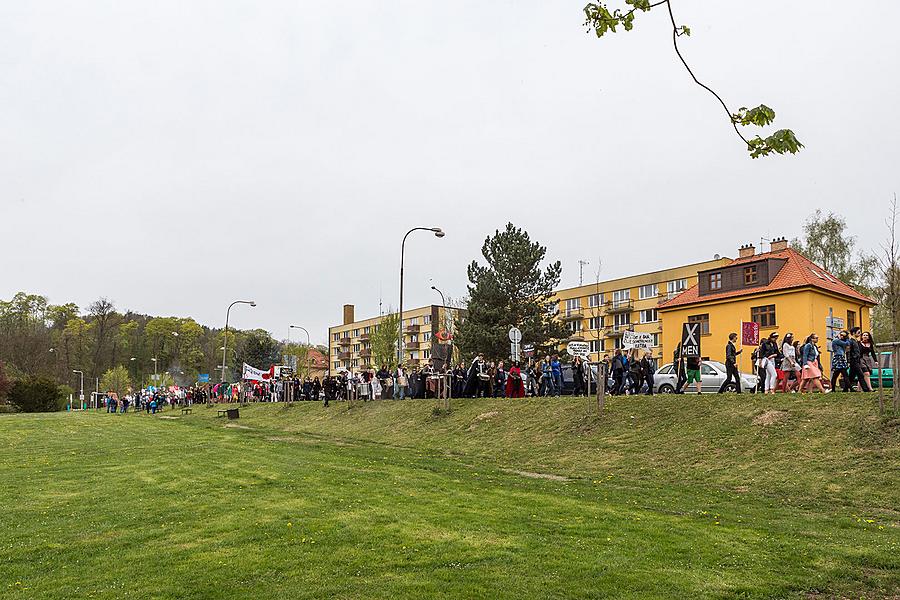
[611,349,626,395]
[628,350,643,395]
[717,332,743,393]
[673,342,687,394]
[780,333,800,392]
[640,351,655,396]
[847,327,871,392]
[394,365,408,400]
[860,331,878,391]
[549,355,562,396]
[682,353,702,394]
[799,334,828,393]
[830,330,851,391]
[759,333,780,394]
[573,357,586,397]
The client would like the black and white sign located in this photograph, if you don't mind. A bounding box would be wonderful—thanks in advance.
[508,327,522,343]
[566,341,590,359]
[623,330,654,351]
[681,323,701,357]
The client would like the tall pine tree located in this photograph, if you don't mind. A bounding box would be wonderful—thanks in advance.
[456,223,568,361]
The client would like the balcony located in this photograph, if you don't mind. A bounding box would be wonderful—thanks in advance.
[563,308,584,321]
[338,351,352,360]
[359,333,370,341]
[565,334,585,342]
[604,299,634,314]
[338,337,351,346]
[404,341,420,350]
[360,348,372,358]
[603,324,634,338]
[405,324,420,333]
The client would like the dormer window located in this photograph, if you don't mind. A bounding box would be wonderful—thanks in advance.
[744,266,759,285]
[709,272,722,291]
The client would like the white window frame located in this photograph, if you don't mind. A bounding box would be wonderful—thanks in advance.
[639,284,657,299]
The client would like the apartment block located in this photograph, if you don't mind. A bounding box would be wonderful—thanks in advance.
[553,257,732,361]
[327,304,464,373]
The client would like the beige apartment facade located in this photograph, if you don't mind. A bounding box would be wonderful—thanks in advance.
[327,304,463,373]
[553,257,732,362]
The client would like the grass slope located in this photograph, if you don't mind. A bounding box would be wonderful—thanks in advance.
[0,393,898,599]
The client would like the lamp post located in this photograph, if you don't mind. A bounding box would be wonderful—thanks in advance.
[431,284,452,402]
[289,325,311,380]
[72,370,84,410]
[221,300,256,383]
[398,227,445,367]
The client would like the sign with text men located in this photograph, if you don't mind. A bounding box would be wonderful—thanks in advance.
[681,322,701,357]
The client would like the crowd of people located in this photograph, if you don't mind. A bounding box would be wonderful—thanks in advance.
[745,326,880,394]
[100,387,209,413]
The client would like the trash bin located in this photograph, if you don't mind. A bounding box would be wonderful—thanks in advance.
[226,408,240,420]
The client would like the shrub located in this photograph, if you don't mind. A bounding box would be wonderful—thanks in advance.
[8,376,63,413]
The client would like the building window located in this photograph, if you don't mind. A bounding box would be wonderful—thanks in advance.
[567,320,583,333]
[667,279,688,296]
[333,333,339,341]
[688,313,710,335]
[652,333,660,347]
[334,348,340,356]
[423,350,430,359]
[744,266,759,285]
[566,298,581,315]
[589,293,603,307]
[424,315,431,324]
[612,289,630,303]
[639,284,657,299]
[589,316,603,330]
[590,340,602,352]
[847,310,856,330]
[614,337,625,350]
[751,304,776,327]
[614,313,631,328]
[352,359,359,367]
[409,351,419,360]
[423,332,432,341]
[709,272,722,290]
[363,326,370,334]
[333,361,340,369]
[640,308,658,323]
[409,334,418,343]
[352,328,359,337]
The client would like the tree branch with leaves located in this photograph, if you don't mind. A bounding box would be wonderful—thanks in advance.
[583,0,803,158]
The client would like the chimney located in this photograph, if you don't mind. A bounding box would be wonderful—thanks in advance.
[770,236,789,252]
[738,244,756,259]
[343,304,355,325]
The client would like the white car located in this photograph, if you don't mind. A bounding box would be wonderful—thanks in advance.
[653,361,758,394]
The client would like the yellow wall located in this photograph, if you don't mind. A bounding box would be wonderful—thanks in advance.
[552,258,731,362]
[659,287,872,375]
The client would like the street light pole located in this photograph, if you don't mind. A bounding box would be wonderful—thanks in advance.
[221,300,256,383]
[290,325,311,380]
[72,370,83,410]
[398,227,445,368]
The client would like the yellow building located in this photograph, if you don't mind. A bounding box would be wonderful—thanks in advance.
[328,304,463,373]
[553,256,732,362]
[658,238,876,375]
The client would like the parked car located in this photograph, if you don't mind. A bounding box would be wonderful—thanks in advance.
[870,351,894,389]
[559,364,599,395]
[652,361,758,394]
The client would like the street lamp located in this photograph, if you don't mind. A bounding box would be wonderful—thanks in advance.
[290,325,311,379]
[221,300,256,382]
[72,370,84,410]
[398,227,444,367]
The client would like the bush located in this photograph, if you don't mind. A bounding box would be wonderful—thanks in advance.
[8,376,64,413]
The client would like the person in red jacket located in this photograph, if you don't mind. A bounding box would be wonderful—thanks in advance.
[505,361,526,398]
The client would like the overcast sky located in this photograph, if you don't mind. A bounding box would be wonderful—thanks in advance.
[2,1,896,344]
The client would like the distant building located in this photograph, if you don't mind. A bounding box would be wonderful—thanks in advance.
[658,238,876,375]
[552,256,732,361]
[327,304,464,373]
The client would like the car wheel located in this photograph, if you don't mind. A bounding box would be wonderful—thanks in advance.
[658,384,675,394]
[723,383,737,393]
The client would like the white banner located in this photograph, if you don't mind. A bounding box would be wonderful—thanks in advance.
[623,330,654,351]
[566,341,590,359]
[242,363,272,381]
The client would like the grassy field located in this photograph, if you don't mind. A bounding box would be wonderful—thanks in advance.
[1,393,898,599]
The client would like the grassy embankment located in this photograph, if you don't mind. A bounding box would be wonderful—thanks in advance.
[0,393,897,599]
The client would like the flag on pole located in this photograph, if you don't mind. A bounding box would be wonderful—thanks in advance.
[741,322,760,346]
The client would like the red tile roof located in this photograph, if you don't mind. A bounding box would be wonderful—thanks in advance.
[659,248,875,309]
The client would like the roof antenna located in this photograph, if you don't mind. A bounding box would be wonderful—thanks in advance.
[578,259,590,286]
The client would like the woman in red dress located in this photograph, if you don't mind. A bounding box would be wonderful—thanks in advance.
[505,361,526,398]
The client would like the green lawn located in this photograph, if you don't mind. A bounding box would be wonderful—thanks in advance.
[1,394,898,599]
